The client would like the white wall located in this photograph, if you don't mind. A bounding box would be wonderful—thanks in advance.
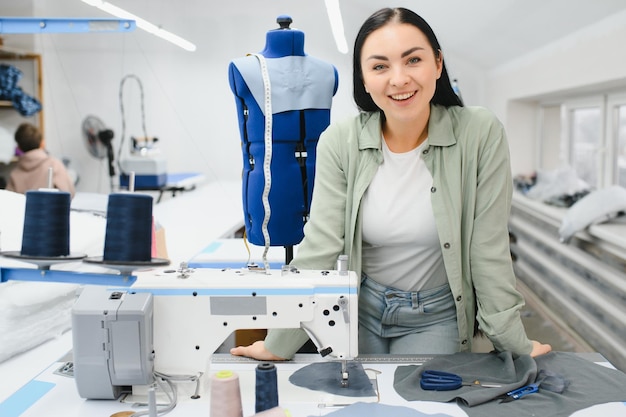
[445,55,486,107]
[485,10,626,176]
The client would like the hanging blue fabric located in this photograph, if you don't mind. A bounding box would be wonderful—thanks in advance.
[0,63,22,92]
[0,63,42,116]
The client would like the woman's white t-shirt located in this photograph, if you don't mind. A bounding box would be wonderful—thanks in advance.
[361,137,447,291]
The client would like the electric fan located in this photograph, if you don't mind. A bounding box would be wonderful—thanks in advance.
[82,115,115,178]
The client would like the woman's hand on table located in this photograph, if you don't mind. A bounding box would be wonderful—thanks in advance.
[230,340,286,361]
[530,340,552,357]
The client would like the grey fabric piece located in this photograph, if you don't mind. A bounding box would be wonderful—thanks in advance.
[394,351,626,417]
[308,402,454,417]
[288,361,376,397]
[395,351,536,406]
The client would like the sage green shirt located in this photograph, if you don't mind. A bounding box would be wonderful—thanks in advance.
[264,104,533,358]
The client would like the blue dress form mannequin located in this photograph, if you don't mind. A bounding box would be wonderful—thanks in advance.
[228,16,338,259]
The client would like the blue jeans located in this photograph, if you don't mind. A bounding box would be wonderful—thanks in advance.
[358,275,459,354]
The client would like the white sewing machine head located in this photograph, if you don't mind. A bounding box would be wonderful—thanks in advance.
[71,265,359,399]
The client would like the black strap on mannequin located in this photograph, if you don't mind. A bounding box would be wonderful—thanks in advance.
[297,111,309,221]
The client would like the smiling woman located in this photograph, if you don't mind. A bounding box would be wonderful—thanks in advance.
[359,22,442,152]
[231,7,552,362]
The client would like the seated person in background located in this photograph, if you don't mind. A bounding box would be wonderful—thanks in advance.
[6,122,75,198]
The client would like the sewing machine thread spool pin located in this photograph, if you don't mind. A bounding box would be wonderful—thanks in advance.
[336,254,348,275]
[129,171,135,192]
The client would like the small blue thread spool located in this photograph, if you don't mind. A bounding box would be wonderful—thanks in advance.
[21,190,71,257]
[103,193,153,262]
[255,362,279,413]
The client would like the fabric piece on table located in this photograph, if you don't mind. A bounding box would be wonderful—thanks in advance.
[308,401,454,417]
[395,351,535,406]
[288,361,376,397]
[394,351,626,417]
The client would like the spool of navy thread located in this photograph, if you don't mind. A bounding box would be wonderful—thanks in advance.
[21,190,71,257]
[255,362,279,413]
[103,193,153,262]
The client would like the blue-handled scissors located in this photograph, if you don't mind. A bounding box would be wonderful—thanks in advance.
[500,381,541,402]
[420,370,502,391]
[420,370,464,391]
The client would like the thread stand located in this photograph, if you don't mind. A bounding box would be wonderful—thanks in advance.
[0,266,138,286]
[0,251,86,270]
[11,188,78,270]
[83,256,170,276]
[86,178,171,274]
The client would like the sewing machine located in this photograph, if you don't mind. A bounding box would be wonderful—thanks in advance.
[119,137,168,189]
[71,263,359,400]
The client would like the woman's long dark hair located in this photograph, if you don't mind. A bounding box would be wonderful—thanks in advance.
[353,7,463,112]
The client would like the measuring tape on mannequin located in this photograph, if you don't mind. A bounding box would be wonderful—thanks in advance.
[248,53,272,272]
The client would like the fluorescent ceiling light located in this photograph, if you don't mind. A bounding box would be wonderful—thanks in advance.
[81,0,196,51]
[324,0,348,54]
